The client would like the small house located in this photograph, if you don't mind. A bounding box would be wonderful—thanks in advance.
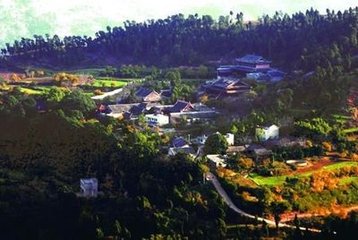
[168,146,196,157]
[256,124,279,141]
[145,113,169,126]
[204,78,250,96]
[135,87,161,102]
[168,100,194,113]
[171,136,189,148]
[225,133,235,146]
[235,54,271,72]
[80,178,98,198]
[206,154,227,168]
[191,135,208,145]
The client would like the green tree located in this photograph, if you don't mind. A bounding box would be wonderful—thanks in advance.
[204,132,228,155]
[62,89,96,115]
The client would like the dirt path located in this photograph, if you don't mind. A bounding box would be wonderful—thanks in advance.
[205,172,321,233]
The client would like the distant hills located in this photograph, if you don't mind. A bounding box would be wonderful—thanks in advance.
[1,7,357,71]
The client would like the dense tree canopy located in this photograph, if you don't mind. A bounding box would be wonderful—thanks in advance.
[1,7,357,70]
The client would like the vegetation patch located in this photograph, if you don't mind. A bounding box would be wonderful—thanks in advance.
[249,161,358,187]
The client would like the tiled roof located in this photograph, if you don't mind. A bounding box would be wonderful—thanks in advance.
[171,137,188,148]
[129,102,148,115]
[170,100,192,113]
[135,87,154,98]
[236,54,271,63]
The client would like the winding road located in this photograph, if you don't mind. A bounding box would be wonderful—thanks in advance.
[205,172,321,233]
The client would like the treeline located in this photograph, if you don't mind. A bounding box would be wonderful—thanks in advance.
[1,7,357,70]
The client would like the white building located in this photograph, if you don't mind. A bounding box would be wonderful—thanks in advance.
[225,133,235,146]
[191,135,208,145]
[256,124,279,141]
[145,114,169,126]
[206,154,227,168]
[80,178,98,198]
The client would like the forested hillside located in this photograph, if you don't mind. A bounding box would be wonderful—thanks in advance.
[1,7,357,70]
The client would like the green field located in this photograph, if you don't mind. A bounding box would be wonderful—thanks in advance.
[249,161,358,187]
[339,176,358,185]
[20,87,44,95]
[343,127,358,134]
[91,79,127,88]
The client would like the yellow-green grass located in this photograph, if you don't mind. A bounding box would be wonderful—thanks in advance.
[20,87,43,95]
[249,161,358,187]
[339,176,358,185]
[343,128,358,134]
[96,77,139,82]
[91,79,127,88]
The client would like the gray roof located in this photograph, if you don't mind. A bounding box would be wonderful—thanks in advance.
[236,54,271,64]
[136,87,157,98]
[170,100,193,113]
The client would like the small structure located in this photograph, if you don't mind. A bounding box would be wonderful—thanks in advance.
[191,135,208,145]
[80,178,98,198]
[247,69,285,82]
[226,145,246,155]
[204,78,250,96]
[207,154,227,168]
[235,54,271,72]
[168,100,194,113]
[105,102,159,119]
[286,160,308,167]
[247,144,272,161]
[160,89,172,99]
[256,124,279,141]
[225,133,235,146]
[145,113,169,126]
[168,146,196,157]
[171,136,189,148]
[135,87,161,102]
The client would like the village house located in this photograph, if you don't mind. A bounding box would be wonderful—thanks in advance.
[246,69,285,82]
[104,102,159,119]
[168,100,194,113]
[203,78,251,97]
[206,154,227,168]
[217,54,271,78]
[135,87,161,102]
[235,54,271,72]
[246,144,272,162]
[191,134,208,145]
[225,133,235,146]
[169,102,218,124]
[256,124,280,141]
[145,113,169,126]
[80,178,98,198]
[168,136,196,157]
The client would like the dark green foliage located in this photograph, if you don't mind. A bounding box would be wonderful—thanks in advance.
[204,132,229,155]
[2,8,357,70]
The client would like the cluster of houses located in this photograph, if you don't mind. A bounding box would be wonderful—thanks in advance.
[98,86,218,126]
[198,54,284,99]
[216,54,285,82]
[96,54,288,169]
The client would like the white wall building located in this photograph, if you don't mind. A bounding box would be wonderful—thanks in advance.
[206,154,227,168]
[225,133,235,146]
[256,124,279,141]
[145,114,169,126]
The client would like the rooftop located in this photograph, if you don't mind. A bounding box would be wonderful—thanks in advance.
[235,54,271,64]
[136,87,157,97]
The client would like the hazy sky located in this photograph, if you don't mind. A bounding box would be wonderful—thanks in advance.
[0,0,356,46]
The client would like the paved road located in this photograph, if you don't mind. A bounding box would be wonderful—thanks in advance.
[205,172,321,233]
[91,88,123,100]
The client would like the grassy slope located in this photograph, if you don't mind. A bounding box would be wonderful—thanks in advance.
[250,161,358,186]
